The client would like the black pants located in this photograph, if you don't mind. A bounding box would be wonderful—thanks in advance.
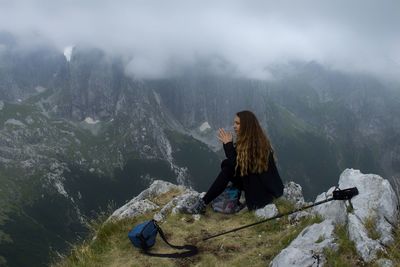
[202,159,243,205]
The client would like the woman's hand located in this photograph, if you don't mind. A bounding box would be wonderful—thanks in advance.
[217,128,233,144]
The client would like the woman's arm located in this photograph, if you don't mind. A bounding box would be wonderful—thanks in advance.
[223,141,237,166]
[218,128,236,166]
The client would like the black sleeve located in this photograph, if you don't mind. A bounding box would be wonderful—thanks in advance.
[264,152,284,198]
[223,141,237,166]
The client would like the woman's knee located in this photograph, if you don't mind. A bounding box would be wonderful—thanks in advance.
[221,159,234,169]
[220,160,234,178]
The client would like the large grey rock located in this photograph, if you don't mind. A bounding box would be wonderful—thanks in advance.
[108,199,159,221]
[270,220,337,267]
[282,181,313,221]
[347,213,384,263]
[288,210,313,223]
[133,180,185,202]
[339,169,398,225]
[339,169,399,262]
[107,179,204,222]
[313,186,347,225]
[273,170,398,265]
[107,180,184,221]
[255,204,279,219]
[283,181,305,207]
[172,191,205,214]
[154,189,204,221]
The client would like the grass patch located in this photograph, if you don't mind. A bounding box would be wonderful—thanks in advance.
[386,222,400,265]
[316,235,325,243]
[324,223,361,267]
[346,202,354,213]
[273,198,296,214]
[374,222,400,267]
[363,216,380,240]
[151,188,184,207]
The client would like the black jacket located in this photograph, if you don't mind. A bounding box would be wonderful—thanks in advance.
[223,141,284,210]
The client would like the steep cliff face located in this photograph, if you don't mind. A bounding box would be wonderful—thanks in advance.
[268,63,400,176]
[0,32,65,102]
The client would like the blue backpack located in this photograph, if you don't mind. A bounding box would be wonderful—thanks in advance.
[128,220,158,249]
[128,219,198,258]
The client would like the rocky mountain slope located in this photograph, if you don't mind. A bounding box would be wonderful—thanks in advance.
[0,98,220,266]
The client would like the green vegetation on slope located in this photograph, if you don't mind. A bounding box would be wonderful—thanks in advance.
[0,101,225,267]
[166,129,220,192]
[266,101,340,199]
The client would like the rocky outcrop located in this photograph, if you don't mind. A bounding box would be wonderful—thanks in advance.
[313,186,347,225]
[108,199,159,221]
[106,169,399,266]
[339,169,398,262]
[281,181,313,222]
[282,181,306,207]
[108,180,185,221]
[107,180,210,222]
[310,168,399,263]
[157,191,205,221]
[270,219,337,267]
[255,204,279,220]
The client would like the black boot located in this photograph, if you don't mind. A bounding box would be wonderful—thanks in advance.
[182,198,206,214]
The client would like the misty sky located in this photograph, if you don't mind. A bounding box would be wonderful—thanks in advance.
[0,0,399,80]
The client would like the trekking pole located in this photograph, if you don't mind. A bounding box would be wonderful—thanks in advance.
[202,187,358,241]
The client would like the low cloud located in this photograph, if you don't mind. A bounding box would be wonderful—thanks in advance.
[1,0,399,80]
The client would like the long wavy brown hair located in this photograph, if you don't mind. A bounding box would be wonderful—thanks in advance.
[235,110,273,177]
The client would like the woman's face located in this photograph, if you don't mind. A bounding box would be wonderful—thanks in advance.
[233,116,240,135]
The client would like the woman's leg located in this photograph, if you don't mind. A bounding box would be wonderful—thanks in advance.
[202,159,241,204]
[182,159,240,214]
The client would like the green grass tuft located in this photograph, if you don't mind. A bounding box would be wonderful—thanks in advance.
[324,223,360,267]
[363,216,381,240]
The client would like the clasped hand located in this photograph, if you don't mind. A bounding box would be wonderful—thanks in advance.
[217,128,233,144]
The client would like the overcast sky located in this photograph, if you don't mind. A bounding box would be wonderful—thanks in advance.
[0,0,399,80]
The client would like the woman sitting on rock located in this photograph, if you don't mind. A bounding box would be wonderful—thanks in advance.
[185,110,284,214]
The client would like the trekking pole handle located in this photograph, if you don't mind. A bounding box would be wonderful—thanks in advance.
[332,187,358,200]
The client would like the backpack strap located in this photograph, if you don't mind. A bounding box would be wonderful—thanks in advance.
[142,220,198,258]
